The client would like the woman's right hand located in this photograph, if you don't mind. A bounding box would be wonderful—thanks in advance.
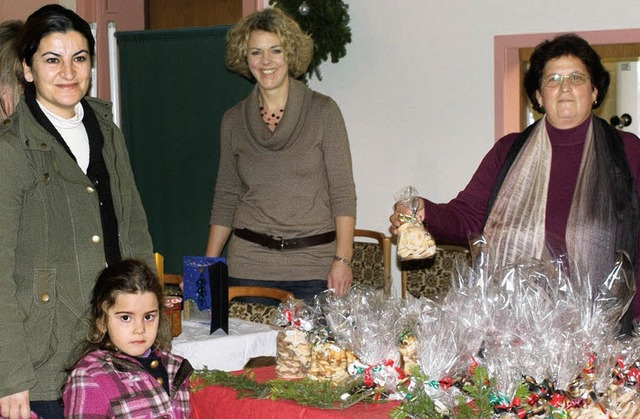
[0,390,31,419]
[389,198,425,235]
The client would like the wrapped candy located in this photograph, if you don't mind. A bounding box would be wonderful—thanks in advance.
[394,186,436,260]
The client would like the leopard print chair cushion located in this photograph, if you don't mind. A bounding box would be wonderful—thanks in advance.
[228,301,278,325]
[402,246,469,301]
[351,241,385,290]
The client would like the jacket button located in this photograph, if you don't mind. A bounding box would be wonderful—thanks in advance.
[3,119,10,125]
[91,235,101,243]
[40,143,47,148]
[156,377,164,385]
[150,360,159,368]
[86,186,95,193]
[40,293,50,302]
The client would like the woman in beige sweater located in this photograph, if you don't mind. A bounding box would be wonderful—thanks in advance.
[206,8,356,302]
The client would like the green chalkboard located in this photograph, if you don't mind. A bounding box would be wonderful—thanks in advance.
[117,26,252,273]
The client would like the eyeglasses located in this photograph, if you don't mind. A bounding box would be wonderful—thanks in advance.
[542,72,590,87]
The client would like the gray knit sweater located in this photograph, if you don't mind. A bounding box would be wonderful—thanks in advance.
[210,78,356,280]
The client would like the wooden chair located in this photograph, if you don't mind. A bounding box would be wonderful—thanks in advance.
[351,229,392,295]
[400,244,470,300]
[155,253,183,337]
[228,286,293,302]
[228,285,293,325]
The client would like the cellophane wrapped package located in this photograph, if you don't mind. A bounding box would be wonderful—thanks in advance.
[408,236,640,416]
[394,186,436,260]
[315,287,406,393]
[272,298,314,379]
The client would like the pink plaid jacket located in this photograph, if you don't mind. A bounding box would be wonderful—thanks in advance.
[63,349,193,418]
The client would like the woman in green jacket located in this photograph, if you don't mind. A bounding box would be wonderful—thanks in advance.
[0,5,153,418]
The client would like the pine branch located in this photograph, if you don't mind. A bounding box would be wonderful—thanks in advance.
[269,0,352,80]
[191,368,387,410]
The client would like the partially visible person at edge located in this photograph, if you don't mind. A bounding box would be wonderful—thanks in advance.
[0,4,154,419]
[205,7,357,303]
[0,19,24,119]
[63,260,192,418]
[390,33,640,334]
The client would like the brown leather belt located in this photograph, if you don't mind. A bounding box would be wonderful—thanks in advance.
[233,228,336,250]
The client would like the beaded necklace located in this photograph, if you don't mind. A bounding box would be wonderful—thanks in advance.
[258,96,285,130]
[260,106,285,129]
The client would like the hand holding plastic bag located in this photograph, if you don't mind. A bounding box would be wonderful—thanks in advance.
[393,186,436,260]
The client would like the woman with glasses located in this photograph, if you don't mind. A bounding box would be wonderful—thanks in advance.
[390,33,640,332]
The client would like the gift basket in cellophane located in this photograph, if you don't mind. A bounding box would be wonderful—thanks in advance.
[237,237,640,417]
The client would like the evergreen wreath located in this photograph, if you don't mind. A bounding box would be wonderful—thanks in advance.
[268,0,352,80]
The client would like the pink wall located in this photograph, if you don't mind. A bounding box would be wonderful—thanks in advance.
[76,0,145,101]
[0,0,66,21]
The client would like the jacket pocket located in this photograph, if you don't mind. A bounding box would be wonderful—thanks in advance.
[23,268,57,368]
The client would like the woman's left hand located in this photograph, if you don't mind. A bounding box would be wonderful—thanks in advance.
[327,260,352,296]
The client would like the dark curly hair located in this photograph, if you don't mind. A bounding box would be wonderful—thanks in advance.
[524,33,609,114]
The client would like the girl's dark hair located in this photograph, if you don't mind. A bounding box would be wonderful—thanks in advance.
[18,4,95,68]
[524,33,609,113]
[83,259,170,355]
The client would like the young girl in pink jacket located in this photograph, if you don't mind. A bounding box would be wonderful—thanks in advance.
[63,259,192,418]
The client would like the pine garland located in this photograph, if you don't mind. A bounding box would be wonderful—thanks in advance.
[268,0,352,80]
[191,368,387,409]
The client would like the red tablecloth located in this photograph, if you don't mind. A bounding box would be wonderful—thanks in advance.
[189,366,400,418]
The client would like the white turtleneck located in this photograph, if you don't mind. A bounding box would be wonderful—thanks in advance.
[38,101,90,173]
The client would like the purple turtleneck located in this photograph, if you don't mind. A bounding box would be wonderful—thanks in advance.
[423,116,640,317]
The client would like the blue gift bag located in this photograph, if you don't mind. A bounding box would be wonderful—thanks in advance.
[182,256,229,334]
[182,256,225,310]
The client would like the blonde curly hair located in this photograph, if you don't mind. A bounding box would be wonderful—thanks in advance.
[225,7,314,80]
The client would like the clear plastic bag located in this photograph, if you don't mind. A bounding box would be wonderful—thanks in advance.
[394,186,436,260]
[272,299,314,379]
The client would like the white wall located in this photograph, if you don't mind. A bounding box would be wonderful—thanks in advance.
[306,0,640,292]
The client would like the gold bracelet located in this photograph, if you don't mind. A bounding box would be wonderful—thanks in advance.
[332,255,351,267]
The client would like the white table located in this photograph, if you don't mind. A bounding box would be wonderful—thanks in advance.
[172,318,278,371]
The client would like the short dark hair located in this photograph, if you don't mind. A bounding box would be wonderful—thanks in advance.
[18,4,95,68]
[524,33,609,113]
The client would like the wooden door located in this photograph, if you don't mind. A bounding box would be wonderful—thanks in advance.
[146,0,243,29]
